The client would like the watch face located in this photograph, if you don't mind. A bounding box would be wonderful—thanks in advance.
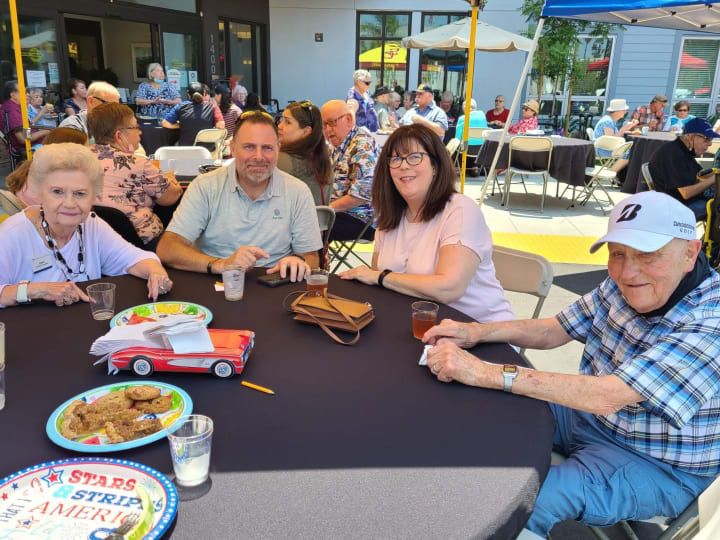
[502,365,518,374]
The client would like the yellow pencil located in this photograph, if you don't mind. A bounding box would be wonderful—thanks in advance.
[241,380,275,395]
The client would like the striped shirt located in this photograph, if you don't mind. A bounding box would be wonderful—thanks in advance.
[557,273,720,475]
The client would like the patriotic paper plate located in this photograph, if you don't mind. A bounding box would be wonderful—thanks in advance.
[110,301,212,328]
[0,457,177,539]
[46,381,192,452]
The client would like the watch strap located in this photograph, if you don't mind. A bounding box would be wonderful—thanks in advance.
[502,364,519,393]
[377,269,392,289]
[207,257,220,274]
[17,280,30,304]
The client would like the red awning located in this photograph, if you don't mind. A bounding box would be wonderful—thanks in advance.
[586,53,708,73]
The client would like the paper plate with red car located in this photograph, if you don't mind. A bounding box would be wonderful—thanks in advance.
[109,329,255,378]
[0,457,177,539]
[110,301,212,328]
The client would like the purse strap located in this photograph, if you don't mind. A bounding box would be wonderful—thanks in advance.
[284,290,361,345]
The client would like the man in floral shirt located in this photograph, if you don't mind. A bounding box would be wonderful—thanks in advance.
[630,94,667,132]
[321,99,378,241]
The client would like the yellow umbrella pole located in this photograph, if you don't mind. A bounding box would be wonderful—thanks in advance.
[9,0,33,159]
[459,1,480,194]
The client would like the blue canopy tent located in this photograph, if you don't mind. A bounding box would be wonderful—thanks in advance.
[478,0,720,205]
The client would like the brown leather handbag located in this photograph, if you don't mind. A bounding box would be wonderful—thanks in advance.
[285,290,375,345]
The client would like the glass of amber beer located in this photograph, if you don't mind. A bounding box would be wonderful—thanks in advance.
[306,269,329,296]
[411,301,439,339]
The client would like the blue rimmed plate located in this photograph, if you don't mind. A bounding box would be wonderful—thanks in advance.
[0,457,177,539]
[110,301,213,328]
[46,381,192,452]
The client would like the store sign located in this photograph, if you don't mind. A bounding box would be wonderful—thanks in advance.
[209,34,217,75]
[26,70,46,88]
[48,63,59,84]
[166,69,182,89]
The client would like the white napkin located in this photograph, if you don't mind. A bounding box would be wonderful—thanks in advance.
[418,344,432,366]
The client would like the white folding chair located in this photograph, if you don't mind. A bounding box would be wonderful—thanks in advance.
[154,146,213,160]
[641,162,655,191]
[194,128,227,159]
[503,136,554,211]
[316,206,336,270]
[491,245,553,358]
[446,138,461,171]
[586,126,595,141]
[577,138,633,214]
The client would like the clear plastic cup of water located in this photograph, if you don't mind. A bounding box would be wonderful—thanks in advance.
[167,415,213,487]
[222,268,245,301]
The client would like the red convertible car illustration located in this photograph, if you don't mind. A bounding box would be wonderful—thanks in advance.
[109,329,254,378]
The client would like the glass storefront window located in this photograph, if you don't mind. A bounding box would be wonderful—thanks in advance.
[121,0,196,14]
[162,32,199,96]
[217,20,265,100]
[0,15,60,102]
[672,38,720,118]
[357,12,411,93]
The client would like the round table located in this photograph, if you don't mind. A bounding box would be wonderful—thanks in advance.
[476,134,595,189]
[0,269,554,539]
[622,132,677,193]
[138,118,180,156]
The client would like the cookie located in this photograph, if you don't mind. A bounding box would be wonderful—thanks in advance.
[93,390,133,412]
[125,385,161,401]
[134,395,172,414]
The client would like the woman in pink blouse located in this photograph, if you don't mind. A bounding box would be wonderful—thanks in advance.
[87,103,183,250]
[508,100,539,135]
[339,124,513,323]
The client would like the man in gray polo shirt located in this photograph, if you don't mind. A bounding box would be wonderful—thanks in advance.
[157,111,322,281]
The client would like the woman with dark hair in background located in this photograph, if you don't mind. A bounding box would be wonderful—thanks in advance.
[62,79,88,116]
[162,82,225,146]
[213,83,242,153]
[277,101,332,206]
[339,123,513,324]
[242,93,267,113]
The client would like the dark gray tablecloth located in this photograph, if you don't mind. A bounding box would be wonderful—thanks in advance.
[0,269,554,539]
[139,119,179,156]
[476,134,595,187]
[622,132,677,193]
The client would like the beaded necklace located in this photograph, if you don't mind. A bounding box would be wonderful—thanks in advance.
[39,207,87,281]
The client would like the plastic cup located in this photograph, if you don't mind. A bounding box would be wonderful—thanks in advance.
[306,269,329,296]
[641,126,649,135]
[222,268,245,301]
[411,301,439,340]
[87,283,116,320]
[167,415,214,487]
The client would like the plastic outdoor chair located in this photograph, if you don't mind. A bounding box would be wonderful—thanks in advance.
[503,136,554,211]
[446,138,461,171]
[154,146,213,160]
[0,189,25,216]
[491,245,553,358]
[193,128,227,159]
[586,126,595,141]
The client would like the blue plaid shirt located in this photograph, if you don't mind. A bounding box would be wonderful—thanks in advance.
[557,273,720,475]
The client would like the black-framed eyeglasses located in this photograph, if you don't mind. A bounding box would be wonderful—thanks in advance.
[495,99,504,102]
[677,108,689,112]
[361,80,371,86]
[93,96,108,104]
[322,113,349,129]
[389,152,430,169]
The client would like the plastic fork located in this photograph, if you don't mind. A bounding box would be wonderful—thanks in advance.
[105,512,141,539]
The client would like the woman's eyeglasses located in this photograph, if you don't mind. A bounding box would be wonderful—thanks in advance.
[389,152,429,169]
[677,108,689,112]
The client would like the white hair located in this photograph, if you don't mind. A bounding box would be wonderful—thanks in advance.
[88,81,120,101]
[28,143,104,197]
[233,85,248,99]
[353,69,371,83]
[146,62,162,80]
[462,99,477,111]
[441,90,454,102]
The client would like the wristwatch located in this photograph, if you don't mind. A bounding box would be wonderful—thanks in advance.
[16,280,31,304]
[501,364,519,393]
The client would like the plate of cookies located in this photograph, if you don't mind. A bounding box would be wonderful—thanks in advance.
[46,381,192,452]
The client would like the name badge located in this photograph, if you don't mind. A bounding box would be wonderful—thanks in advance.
[31,253,53,273]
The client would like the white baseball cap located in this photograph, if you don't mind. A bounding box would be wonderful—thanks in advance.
[589,191,696,254]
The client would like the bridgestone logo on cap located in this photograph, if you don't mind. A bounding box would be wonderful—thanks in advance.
[674,220,695,235]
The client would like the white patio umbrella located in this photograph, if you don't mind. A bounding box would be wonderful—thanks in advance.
[401,9,536,193]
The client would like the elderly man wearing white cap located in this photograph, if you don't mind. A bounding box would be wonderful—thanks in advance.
[422,191,720,537]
